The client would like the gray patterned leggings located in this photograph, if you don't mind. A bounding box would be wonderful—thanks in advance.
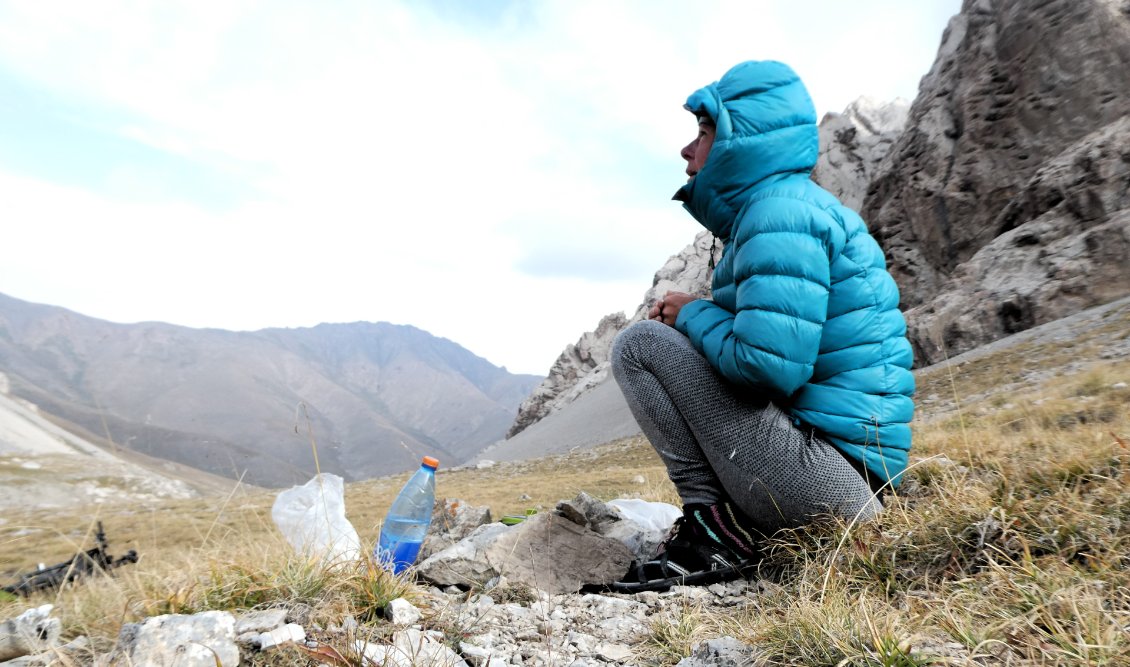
[611,319,881,535]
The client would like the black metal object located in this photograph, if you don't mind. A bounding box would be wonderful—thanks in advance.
[2,521,138,597]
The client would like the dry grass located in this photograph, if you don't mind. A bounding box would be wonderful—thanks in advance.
[2,317,1128,665]
[640,354,1130,666]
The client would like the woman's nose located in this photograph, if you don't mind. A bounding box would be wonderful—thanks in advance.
[681,139,696,161]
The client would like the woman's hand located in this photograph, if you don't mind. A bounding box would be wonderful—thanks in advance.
[648,291,696,327]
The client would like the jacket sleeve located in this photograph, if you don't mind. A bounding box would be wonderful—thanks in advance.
[675,197,838,398]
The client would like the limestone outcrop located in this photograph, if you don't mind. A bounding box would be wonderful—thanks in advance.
[507,312,629,438]
[906,117,1130,363]
[812,96,910,211]
[863,0,1130,312]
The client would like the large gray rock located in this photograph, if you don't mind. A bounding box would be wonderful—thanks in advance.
[111,611,239,667]
[416,511,633,594]
[907,117,1130,363]
[864,0,1130,309]
[557,492,681,562]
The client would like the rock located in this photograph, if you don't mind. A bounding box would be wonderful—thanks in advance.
[0,605,61,662]
[287,602,315,626]
[863,0,1130,317]
[555,492,680,561]
[385,598,422,626]
[417,512,633,594]
[422,498,493,560]
[604,499,681,561]
[0,636,87,667]
[555,491,620,529]
[233,608,288,635]
[111,611,238,667]
[507,312,629,438]
[905,116,1130,363]
[594,642,633,661]
[355,628,469,667]
[675,636,762,666]
[257,623,305,651]
[812,96,910,210]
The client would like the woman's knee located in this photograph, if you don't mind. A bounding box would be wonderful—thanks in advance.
[611,319,666,372]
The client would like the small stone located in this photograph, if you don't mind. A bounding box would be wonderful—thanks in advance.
[594,642,633,661]
[631,475,646,484]
[1113,382,1127,389]
[0,604,61,662]
[111,611,238,667]
[675,636,761,666]
[234,608,288,635]
[385,598,422,626]
[287,602,315,625]
[258,623,306,651]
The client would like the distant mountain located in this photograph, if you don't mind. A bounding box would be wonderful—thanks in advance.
[0,293,542,486]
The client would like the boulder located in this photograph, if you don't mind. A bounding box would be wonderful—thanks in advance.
[416,511,633,594]
[507,312,629,438]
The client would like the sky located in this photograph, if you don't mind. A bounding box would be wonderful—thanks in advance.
[0,0,963,376]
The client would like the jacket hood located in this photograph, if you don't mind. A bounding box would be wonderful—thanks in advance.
[674,61,820,239]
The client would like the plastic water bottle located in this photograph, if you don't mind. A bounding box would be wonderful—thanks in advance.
[376,456,438,573]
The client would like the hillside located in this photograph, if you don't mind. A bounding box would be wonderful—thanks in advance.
[0,292,541,487]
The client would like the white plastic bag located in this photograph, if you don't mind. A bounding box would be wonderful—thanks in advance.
[606,499,681,561]
[272,473,361,564]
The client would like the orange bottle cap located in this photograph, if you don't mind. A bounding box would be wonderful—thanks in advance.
[422,456,439,469]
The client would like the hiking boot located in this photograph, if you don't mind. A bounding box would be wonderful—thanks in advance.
[605,514,761,593]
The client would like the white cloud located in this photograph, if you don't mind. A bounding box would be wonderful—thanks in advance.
[0,0,961,374]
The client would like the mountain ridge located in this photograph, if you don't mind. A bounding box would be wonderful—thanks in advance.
[0,291,541,487]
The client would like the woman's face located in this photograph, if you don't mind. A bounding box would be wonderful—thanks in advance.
[680,119,716,180]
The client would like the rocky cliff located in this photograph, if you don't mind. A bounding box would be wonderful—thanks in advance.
[865,0,1130,363]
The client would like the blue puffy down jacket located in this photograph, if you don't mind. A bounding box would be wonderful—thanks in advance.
[673,61,915,487]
